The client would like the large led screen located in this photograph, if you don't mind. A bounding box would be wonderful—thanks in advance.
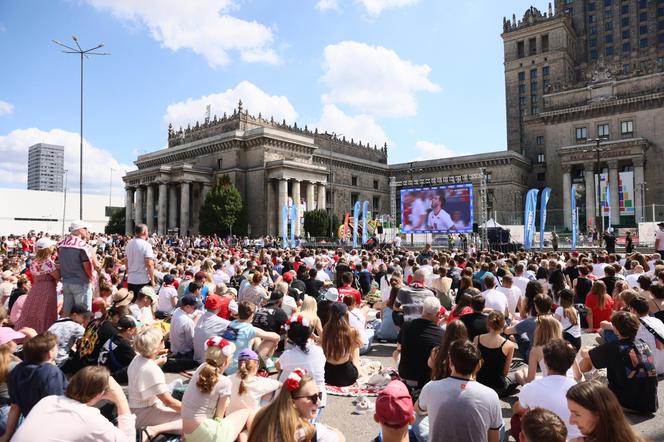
[400,183,473,234]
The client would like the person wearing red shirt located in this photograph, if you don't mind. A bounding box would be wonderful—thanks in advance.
[585,280,614,331]
[337,272,362,305]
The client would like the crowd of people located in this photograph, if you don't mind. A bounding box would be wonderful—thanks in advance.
[0,221,663,441]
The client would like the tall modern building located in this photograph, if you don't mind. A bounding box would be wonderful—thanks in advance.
[27,143,65,192]
[502,0,664,230]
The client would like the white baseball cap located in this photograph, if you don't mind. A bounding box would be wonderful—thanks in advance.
[69,220,89,232]
[35,238,56,250]
[323,287,339,302]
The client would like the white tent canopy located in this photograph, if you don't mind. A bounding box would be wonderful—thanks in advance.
[480,218,504,229]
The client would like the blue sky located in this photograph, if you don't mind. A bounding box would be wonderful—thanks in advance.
[0,0,542,195]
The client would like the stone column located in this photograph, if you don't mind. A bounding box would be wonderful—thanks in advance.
[317,183,326,211]
[278,179,288,236]
[145,184,155,233]
[157,182,167,235]
[266,179,276,236]
[180,181,190,236]
[168,184,178,231]
[608,160,620,225]
[633,157,645,223]
[292,179,301,236]
[191,182,201,235]
[306,182,315,212]
[125,187,134,235]
[134,186,144,226]
[584,163,595,231]
[562,165,572,230]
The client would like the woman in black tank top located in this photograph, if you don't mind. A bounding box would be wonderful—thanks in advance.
[473,311,516,397]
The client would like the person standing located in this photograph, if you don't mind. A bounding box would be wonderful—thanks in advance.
[656,222,664,256]
[124,224,155,298]
[551,232,559,252]
[625,231,634,254]
[603,229,616,254]
[58,221,95,314]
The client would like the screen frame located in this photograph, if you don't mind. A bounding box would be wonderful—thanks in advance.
[400,183,474,234]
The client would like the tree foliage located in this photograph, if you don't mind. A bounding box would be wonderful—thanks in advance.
[105,208,125,234]
[199,176,244,236]
[303,209,329,238]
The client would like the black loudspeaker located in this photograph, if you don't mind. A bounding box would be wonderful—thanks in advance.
[473,223,479,233]
[377,225,384,234]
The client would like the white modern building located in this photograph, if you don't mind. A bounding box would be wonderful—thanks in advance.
[0,188,123,235]
[27,143,65,192]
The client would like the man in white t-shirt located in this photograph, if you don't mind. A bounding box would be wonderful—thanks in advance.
[125,224,156,296]
[512,264,530,296]
[630,296,664,375]
[481,275,509,318]
[625,264,645,289]
[497,273,522,316]
[426,191,454,231]
[512,339,582,440]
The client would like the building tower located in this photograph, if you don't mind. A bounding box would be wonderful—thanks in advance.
[27,143,65,192]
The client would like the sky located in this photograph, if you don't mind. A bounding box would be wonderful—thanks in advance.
[0,0,543,197]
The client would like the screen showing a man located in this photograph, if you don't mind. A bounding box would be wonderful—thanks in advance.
[400,184,473,234]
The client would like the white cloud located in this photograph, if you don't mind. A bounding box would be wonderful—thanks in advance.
[413,140,455,161]
[0,128,134,195]
[357,0,419,16]
[313,104,389,147]
[321,41,439,117]
[316,0,340,12]
[163,81,299,129]
[84,0,278,67]
[0,101,14,117]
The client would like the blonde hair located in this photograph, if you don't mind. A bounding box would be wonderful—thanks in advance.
[534,315,562,346]
[248,373,315,442]
[237,359,259,395]
[197,344,235,394]
[134,328,163,358]
[0,345,19,384]
[35,246,53,261]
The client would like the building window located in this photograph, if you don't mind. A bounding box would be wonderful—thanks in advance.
[623,63,631,74]
[518,84,526,94]
[543,79,550,92]
[604,0,612,5]
[529,37,537,55]
[530,68,537,79]
[588,14,596,24]
[659,33,664,43]
[658,6,664,17]
[536,136,544,145]
[351,176,358,186]
[605,21,613,31]
[217,158,223,169]
[351,193,359,206]
[605,8,613,18]
[531,82,538,93]
[621,120,634,136]
[622,29,631,39]
[606,46,614,56]
[517,41,525,58]
[373,196,380,211]
[598,123,610,138]
[373,180,379,189]
[589,38,597,47]
[621,4,629,14]
[588,2,596,11]
[531,95,539,114]
[640,12,648,22]
[640,38,648,48]
[659,20,664,30]
[623,42,632,52]
[605,34,613,44]
[622,17,630,27]
[537,153,545,163]
[640,24,648,34]
[542,66,550,76]
[576,127,588,141]
[518,71,525,81]
[541,34,549,52]
[590,49,598,60]
[590,25,597,35]
[640,0,647,9]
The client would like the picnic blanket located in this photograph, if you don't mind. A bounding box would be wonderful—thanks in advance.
[325,360,399,397]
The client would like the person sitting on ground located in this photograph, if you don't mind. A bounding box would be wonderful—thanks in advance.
[585,280,614,332]
[428,319,468,381]
[252,290,289,336]
[4,332,68,440]
[374,275,401,342]
[372,380,416,442]
[248,368,345,442]
[193,294,230,363]
[321,302,362,387]
[0,328,23,434]
[224,301,280,374]
[415,340,503,442]
[227,349,281,414]
[344,295,374,356]
[459,293,488,340]
[181,337,253,442]
[397,297,443,389]
[566,381,649,442]
[629,295,664,375]
[127,327,182,440]
[128,286,157,326]
[298,295,323,342]
[48,303,91,367]
[512,339,582,441]
[506,293,553,361]
[579,311,659,414]
[317,287,338,329]
[304,268,324,300]
[168,294,199,361]
[98,315,137,384]
[554,289,582,351]
[519,408,567,442]
[474,311,516,397]
[481,275,510,319]
[337,272,362,305]
[11,366,135,442]
[156,274,178,317]
[394,269,435,323]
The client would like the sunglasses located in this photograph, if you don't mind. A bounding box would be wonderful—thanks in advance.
[293,392,322,404]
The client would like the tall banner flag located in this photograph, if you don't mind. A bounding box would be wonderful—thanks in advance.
[606,185,611,230]
[571,184,578,251]
[523,188,539,250]
[539,187,552,250]
[281,205,289,248]
[290,205,298,246]
[352,201,361,248]
[361,200,369,245]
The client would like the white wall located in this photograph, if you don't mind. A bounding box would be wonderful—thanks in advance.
[0,188,124,235]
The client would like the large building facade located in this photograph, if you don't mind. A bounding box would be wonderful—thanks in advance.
[502,1,664,229]
[27,143,64,192]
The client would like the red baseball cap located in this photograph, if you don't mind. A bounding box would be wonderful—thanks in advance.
[375,381,413,428]
[205,294,223,310]
[282,271,294,283]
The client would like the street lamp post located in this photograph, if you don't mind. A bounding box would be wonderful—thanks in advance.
[53,37,109,220]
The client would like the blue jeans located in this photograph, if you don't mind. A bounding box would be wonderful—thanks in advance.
[62,282,93,314]
[360,328,375,355]
[514,333,531,361]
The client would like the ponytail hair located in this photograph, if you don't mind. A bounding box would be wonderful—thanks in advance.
[559,289,577,325]
[237,359,259,395]
[196,342,235,394]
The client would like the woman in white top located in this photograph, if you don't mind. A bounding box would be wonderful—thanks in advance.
[127,327,182,440]
[181,337,253,442]
[11,366,135,442]
[554,289,582,351]
[227,348,281,414]
[277,316,327,414]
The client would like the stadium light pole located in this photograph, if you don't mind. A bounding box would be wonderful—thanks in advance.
[53,36,109,220]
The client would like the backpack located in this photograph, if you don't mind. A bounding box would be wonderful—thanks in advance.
[618,339,657,380]
[252,308,274,331]
[78,318,102,359]
[222,324,240,341]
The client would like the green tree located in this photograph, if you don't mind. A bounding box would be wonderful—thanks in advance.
[304,209,329,238]
[199,176,244,236]
[105,208,125,234]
